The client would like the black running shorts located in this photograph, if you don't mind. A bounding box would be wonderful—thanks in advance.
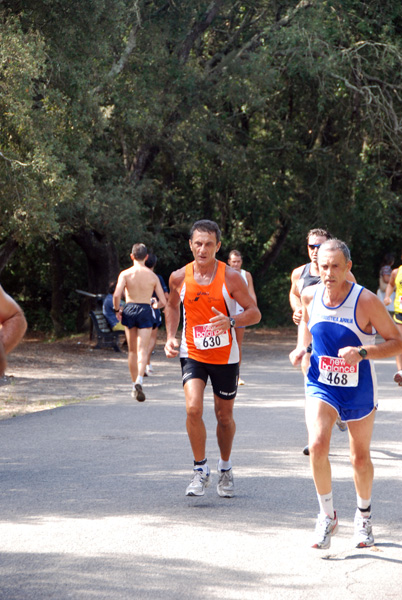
[122,303,155,329]
[180,357,239,400]
[393,312,402,325]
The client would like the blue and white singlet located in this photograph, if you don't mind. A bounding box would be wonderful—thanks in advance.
[306,282,377,421]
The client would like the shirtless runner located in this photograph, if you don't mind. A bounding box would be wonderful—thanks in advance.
[114,243,166,402]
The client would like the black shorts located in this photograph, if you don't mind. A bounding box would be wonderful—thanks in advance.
[180,357,239,400]
[393,312,402,325]
[122,303,155,329]
[152,307,162,329]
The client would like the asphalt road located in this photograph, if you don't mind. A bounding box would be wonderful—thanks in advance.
[0,338,401,600]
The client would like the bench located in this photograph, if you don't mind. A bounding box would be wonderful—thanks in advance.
[89,310,125,352]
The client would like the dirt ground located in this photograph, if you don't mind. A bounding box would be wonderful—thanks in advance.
[0,327,296,421]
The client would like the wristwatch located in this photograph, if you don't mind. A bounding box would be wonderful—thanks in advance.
[229,317,236,328]
[358,346,368,359]
[113,308,120,313]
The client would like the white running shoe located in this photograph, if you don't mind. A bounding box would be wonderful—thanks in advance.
[335,417,348,432]
[217,466,234,498]
[238,377,245,386]
[312,511,338,549]
[354,510,374,548]
[393,370,402,385]
[185,468,210,496]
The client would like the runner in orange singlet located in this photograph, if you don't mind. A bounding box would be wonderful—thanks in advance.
[165,220,261,498]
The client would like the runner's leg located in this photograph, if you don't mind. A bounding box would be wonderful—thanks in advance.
[305,397,337,495]
[136,327,153,378]
[125,326,138,382]
[214,395,236,462]
[347,410,375,500]
[184,378,207,462]
[146,327,158,368]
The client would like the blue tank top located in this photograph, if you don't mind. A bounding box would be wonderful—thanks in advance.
[297,263,321,294]
[306,283,377,409]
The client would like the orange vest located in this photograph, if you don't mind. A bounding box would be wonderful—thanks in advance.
[179,260,239,364]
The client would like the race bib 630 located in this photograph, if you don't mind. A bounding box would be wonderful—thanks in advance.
[193,324,229,350]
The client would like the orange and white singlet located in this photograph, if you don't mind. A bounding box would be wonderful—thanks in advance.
[179,260,239,364]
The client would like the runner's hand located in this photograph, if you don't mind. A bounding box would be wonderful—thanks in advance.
[338,346,361,366]
[292,308,302,325]
[165,337,179,358]
[289,347,306,367]
[210,307,230,335]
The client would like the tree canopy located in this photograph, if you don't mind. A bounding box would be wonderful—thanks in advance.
[1,0,402,332]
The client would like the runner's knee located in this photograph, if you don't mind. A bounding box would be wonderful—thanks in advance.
[350,450,371,472]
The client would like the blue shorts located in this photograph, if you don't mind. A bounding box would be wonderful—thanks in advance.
[152,307,162,329]
[180,358,239,400]
[305,386,377,422]
[122,303,155,329]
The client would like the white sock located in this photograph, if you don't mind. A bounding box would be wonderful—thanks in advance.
[317,491,335,519]
[194,459,209,473]
[135,376,143,386]
[218,458,232,471]
[357,495,371,517]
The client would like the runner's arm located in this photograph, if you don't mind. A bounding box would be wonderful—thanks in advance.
[289,289,313,367]
[245,271,257,304]
[164,269,184,358]
[210,268,260,331]
[0,286,27,376]
[113,272,126,311]
[338,289,402,365]
[153,276,167,310]
[384,268,397,306]
[289,266,303,325]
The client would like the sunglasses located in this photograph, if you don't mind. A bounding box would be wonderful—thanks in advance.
[308,244,321,250]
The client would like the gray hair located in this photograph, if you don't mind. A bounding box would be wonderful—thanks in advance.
[319,239,351,262]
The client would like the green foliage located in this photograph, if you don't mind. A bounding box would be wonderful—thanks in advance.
[2,0,402,330]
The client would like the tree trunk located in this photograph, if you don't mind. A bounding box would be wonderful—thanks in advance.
[72,229,120,294]
[49,239,66,337]
[0,238,19,274]
[256,218,291,279]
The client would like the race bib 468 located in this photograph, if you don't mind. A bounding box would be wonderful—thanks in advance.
[318,355,359,387]
[193,324,229,350]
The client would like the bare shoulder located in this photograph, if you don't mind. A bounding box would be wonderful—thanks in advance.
[358,287,382,308]
[291,264,305,282]
[169,266,186,290]
[118,266,133,279]
[224,264,245,288]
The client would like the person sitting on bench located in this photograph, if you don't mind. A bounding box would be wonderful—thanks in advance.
[103,282,125,332]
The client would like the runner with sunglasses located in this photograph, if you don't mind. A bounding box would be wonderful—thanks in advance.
[289,229,356,454]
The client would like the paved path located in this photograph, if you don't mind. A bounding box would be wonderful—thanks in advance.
[0,335,401,599]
